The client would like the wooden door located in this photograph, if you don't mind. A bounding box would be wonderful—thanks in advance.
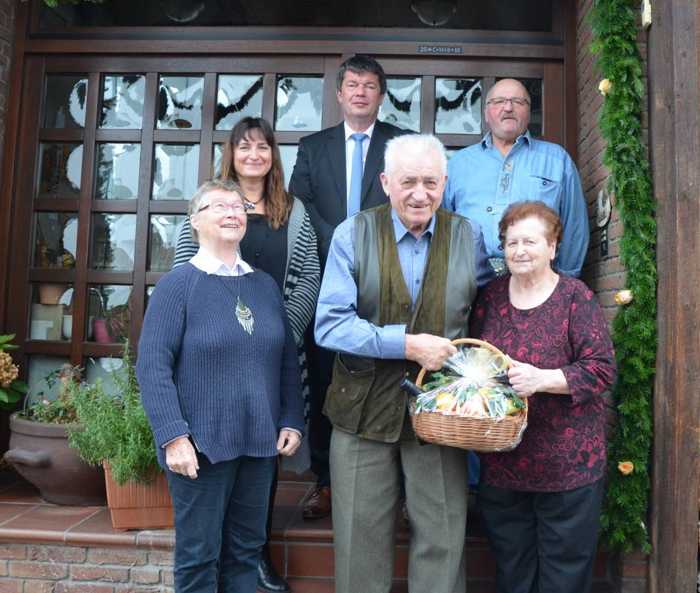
[5,53,566,395]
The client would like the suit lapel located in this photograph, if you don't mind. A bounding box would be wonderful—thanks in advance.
[361,121,387,207]
[326,123,347,211]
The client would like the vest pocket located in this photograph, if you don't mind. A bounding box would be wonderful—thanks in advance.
[323,353,375,433]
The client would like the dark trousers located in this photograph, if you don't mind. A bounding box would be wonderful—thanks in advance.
[307,338,334,486]
[478,479,604,593]
[166,454,276,593]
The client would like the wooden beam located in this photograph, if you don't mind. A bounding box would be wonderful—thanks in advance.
[0,2,29,332]
[648,1,700,592]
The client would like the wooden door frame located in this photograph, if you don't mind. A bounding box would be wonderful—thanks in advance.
[648,1,700,592]
[0,0,578,351]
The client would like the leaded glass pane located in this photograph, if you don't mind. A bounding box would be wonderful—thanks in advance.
[157,76,204,129]
[275,76,323,132]
[279,145,298,188]
[152,144,200,200]
[33,213,78,269]
[43,75,88,129]
[435,78,482,134]
[89,213,137,271]
[37,143,83,198]
[100,75,146,129]
[215,75,264,130]
[379,77,421,132]
[87,284,132,344]
[149,214,188,272]
[29,285,73,342]
[94,143,140,200]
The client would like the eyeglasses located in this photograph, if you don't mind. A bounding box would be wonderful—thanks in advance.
[197,201,246,215]
[486,97,531,108]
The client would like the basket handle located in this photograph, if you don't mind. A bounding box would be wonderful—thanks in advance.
[414,338,512,388]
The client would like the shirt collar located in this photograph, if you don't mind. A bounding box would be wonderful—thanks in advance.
[391,208,436,243]
[480,129,532,150]
[190,246,254,277]
[344,120,376,142]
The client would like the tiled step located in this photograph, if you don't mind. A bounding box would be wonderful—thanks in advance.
[0,470,615,593]
[268,480,615,592]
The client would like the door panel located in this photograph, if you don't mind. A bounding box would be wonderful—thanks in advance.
[7,53,565,385]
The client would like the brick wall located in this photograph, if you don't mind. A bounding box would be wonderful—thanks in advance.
[576,2,650,593]
[0,0,15,175]
[0,543,174,593]
[576,0,627,324]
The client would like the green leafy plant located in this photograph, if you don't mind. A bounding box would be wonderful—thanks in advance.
[67,343,159,485]
[20,364,82,424]
[0,335,28,410]
[589,0,656,553]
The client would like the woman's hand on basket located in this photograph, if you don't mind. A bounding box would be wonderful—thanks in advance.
[508,361,570,397]
[165,436,199,479]
[405,334,458,371]
[277,429,302,457]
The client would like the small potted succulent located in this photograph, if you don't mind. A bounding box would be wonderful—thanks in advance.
[4,359,106,505]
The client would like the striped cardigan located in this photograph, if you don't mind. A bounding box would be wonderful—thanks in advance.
[172,197,320,423]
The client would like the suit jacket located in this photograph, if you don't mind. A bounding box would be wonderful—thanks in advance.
[288,120,407,261]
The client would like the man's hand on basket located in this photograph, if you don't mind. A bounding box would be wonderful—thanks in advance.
[405,334,458,371]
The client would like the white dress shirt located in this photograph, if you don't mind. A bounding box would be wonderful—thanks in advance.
[190,246,254,276]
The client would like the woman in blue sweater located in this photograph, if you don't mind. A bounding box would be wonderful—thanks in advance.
[136,178,305,593]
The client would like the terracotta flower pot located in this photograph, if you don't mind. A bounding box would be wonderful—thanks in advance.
[104,462,173,530]
[37,283,65,305]
[4,413,106,505]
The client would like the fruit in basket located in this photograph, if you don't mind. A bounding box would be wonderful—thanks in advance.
[435,391,455,411]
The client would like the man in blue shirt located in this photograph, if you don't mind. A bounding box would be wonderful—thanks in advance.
[444,78,589,277]
[316,134,490,593]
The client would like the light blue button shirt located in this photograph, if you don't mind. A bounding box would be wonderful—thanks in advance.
[315,209,491,360]
[443,131,589,277]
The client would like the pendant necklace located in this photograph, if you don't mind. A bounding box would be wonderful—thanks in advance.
[243,196,264,211]
[216,276,254,335]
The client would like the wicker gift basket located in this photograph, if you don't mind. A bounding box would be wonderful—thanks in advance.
[409,338,528,452]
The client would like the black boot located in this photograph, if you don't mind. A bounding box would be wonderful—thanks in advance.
[257,543,290,593]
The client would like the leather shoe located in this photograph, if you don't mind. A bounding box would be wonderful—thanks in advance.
[302,485,331,520]
[257,544,290,593]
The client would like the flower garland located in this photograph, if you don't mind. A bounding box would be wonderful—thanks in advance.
[590,0,656,552]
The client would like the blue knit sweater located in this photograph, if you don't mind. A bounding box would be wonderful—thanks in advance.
[136,264,305,467]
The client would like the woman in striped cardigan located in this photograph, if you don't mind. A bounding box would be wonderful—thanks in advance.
[173,117,319,593]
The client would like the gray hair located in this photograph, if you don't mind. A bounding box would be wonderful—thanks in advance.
[188,179,246,242]
[383,134,447,178]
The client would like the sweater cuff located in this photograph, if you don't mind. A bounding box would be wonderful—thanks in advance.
[153,420,190,449]
[282,427,302,437]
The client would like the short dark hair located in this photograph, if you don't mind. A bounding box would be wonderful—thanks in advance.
[498,201,563,247]
[336,54,387,95]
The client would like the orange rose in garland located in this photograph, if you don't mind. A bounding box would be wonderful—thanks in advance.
[617,461,634,476]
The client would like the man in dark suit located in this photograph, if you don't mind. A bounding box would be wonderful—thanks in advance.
[289,55,406,520]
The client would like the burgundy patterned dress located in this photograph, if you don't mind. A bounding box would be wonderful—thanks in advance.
[470,275,616,492]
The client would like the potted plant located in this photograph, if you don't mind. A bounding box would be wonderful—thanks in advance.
[0,334,28,455]
[68,343,173,530]
[4,357,107,505]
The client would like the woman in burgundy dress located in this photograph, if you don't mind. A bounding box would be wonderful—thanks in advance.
[470,201,616,593]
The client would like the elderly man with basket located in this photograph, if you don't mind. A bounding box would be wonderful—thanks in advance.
[315,133,491,593]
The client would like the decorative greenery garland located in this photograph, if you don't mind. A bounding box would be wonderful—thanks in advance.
[590,0,656,552]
